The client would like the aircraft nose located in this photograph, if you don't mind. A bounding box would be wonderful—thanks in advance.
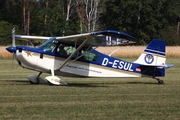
[6,46,16,53]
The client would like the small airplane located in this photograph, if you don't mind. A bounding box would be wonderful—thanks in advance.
[6,28,173,85]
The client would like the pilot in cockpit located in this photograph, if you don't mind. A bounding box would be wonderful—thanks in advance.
[57,44,67,55]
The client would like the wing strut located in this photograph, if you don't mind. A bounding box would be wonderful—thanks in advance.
[55,38,89,71]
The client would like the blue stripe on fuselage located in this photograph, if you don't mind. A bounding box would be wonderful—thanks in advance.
[95,50,165,76]
[97,53,140,73]
[16,46,55,56]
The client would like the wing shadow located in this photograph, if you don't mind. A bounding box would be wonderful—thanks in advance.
[127,82,161,85]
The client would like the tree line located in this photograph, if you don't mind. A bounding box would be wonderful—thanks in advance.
[0,0,180,46]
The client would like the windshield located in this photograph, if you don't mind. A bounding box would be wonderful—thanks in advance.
[38,37,58,52]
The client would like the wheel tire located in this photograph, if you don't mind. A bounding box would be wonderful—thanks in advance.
[158,80,164,84]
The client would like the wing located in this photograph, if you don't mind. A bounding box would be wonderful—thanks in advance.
[13,29,136,47]
[12,28,50,47]
[13,35,51,47]
[15,35,50,40]
[55,30,136,47]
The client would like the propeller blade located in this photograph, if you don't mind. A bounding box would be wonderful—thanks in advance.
[11,53,15,69]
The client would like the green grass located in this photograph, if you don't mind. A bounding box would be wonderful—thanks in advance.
[0,58,180,120]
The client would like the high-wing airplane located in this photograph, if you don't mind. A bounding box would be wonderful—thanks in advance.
[6,28,173,85]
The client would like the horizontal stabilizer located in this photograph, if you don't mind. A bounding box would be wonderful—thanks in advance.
[165,64,174,69]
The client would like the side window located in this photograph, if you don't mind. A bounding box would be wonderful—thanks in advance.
[64,46,76,55]
[56,44,76,56]
[81,49,99,62]
[49,42,57,52]
[57,44,67,55]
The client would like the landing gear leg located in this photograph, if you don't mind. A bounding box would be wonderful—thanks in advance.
[36,72,42,84]
[27,72,48,84]
[153,77,164,84]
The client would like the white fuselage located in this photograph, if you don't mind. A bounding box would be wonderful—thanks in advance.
[15,50,141,78]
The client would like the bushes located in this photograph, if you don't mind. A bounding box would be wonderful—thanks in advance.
[0,21,20,46]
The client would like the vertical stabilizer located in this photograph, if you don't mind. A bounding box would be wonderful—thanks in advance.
[134,39,166,66]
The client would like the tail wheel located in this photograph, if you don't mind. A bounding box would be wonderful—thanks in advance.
[158,79,164,84]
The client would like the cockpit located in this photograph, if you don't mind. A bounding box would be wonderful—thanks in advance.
[38,37,58,52]
[38,37,100,62]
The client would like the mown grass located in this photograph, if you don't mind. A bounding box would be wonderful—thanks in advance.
[0,58,180,120]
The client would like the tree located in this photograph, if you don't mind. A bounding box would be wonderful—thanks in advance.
[75,0,101,32]
[31,0,80,36]
[0,21,19,45]
[1,0,180,45]
[0,0,22,27]
[63,0,80,35]
[22,0,32,35]
[100,0,180,45]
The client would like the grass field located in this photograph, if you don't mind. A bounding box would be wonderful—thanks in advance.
[0,58,180,120]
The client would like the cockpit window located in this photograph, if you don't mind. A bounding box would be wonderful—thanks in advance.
[39,38,58,52]
[79,48,100,62]
[81,50,95,61]
[56,44,77,56]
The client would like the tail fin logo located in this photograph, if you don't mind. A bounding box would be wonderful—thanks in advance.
[144,54,154,64]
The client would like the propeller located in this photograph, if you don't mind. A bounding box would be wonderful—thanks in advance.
[11,28,16,69]
[11,53,15,69]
